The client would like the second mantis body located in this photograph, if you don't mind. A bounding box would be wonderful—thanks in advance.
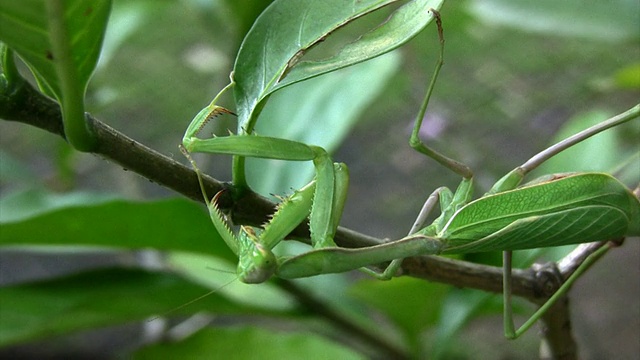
[181,7,640,339]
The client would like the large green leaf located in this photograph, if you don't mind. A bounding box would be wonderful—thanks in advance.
[0,268,285,347]
[0,190,234,261]
[232,0,445,131]
[133,326,364,360]
[0,0,111,150]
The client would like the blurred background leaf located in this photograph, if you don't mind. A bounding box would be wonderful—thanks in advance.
[132,326,364,360]
[0,268,286,347]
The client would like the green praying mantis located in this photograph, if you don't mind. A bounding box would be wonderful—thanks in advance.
[180,8,640,340]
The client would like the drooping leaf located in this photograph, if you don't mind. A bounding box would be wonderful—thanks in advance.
[232,0,445,131]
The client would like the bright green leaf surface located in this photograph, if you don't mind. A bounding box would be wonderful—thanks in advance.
[441,174,638,251]
[233,0,444,131]
[275,0,443,91]
[0,268,282,347]
[133,326,364,360]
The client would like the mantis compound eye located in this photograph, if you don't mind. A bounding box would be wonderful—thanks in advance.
[238,243,278,284]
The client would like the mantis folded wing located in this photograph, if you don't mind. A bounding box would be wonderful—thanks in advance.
[181,7,640,340]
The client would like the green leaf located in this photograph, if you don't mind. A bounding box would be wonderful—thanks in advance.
[0,0,111,150]
[0,189,234,261]
[467,0,640,41]
[246,52,400,195]
[349,277,449,353]
[133,326,365,360]
[0,268,280,347]
[431,289,494,359]
[232,0,445,131]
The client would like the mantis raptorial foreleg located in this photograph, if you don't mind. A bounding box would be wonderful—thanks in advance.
[181,129,349,282]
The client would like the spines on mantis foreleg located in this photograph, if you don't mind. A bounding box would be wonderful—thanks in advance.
[182,80,235,145]
[183,106,236,150]
[260,182,316,250]
[200,106,236,135]
[208,191,278,284]
[207,190,240,256]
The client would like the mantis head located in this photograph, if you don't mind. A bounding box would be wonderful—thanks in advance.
[236,226,278,283]
[201,190,279,283]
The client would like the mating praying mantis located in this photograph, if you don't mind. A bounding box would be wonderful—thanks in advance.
[180,6,640,340]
